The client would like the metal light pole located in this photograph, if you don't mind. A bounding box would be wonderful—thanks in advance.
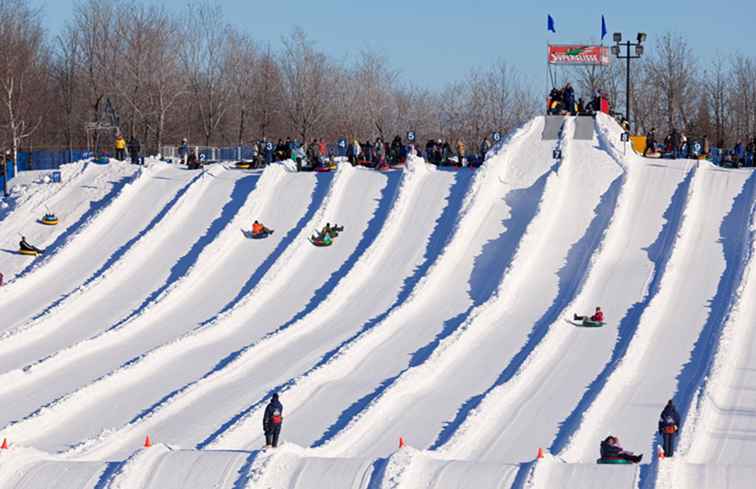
[612,32,646,128]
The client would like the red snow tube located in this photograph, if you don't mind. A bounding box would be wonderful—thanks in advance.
[316,167,331,173]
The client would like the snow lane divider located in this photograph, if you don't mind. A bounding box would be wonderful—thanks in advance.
[0,166,286,442]
[0,165,221,363]
[434,117,626,458]
[554,162,697,461]
[0,162,147,294]
[675,170,756,460]
[311,148,561,455]
[202,119,545,451]
[47,164,350,459]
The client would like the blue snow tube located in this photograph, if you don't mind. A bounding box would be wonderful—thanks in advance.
[41,214,59,225]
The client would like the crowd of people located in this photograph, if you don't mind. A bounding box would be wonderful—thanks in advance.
[642,128,756,167]
[158,133,498,172]
[548,82,609,117]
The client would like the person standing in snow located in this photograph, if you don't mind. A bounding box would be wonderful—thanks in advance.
[114,133,127,161]
[178,138,189,164]
[263,393,284,448]
[562,82,575,115]
[480,137,492,163]
[643,128,656,157]
[128,136,141,165]
[307,139,321,168]
[658,400,680,457]
[374,137,385,168]
[456,140,466,167]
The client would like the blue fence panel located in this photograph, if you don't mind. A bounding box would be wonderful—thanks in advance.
[1,159,15,193]
[16,149,91,171]
[219,147,238,161]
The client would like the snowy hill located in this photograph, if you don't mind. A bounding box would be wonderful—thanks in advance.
[0,114,754,489]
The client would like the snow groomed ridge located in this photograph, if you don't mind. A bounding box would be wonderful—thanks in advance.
[0,114,754,489]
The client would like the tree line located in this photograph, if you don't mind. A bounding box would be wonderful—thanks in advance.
[571,33,756,147]
[0,0,754,160]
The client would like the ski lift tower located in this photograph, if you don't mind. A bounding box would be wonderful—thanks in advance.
[85,97,121,155]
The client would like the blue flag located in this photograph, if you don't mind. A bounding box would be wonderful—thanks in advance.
[547,14,556,33]
[601,15,607,40]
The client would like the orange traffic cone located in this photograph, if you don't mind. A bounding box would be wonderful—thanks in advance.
[1,438,7,449]
[399,436,405,448]
[144,435,152,448]
[537,447,544,459]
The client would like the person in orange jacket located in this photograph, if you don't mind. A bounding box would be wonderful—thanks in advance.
[252,220,273,238]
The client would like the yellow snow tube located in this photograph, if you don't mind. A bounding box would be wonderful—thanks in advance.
[19,249,39,256]
[41,216,59,225]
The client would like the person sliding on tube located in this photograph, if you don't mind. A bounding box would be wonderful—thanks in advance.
[263,393,283,448]
[252,220,273,238]
[600,436,642,463]
[658,399,680,457]
[19,236,43,254]
[574,306,604,323]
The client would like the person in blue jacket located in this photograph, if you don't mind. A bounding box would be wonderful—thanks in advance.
[263,393,284,448]
[658,399,680,457]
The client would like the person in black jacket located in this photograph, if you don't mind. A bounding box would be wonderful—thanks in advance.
[128,137,141,165]
[600,436,642,463]
[263,393,284,448]
[658,399,680,457]
[643,128,656,157]
[19,236,43,254]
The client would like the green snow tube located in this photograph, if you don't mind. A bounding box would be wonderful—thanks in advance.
[582,320,606,328]
[596,458,632,465]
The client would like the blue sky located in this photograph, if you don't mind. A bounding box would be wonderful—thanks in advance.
[37,0,756,90]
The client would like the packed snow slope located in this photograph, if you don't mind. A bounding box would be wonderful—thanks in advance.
[0,115,754,489]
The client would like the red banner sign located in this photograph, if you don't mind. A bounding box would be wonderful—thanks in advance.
[548,45,610,65]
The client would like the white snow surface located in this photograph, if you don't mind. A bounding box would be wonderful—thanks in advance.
[0,117,754,488]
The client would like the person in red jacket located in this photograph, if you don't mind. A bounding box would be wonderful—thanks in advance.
[574,307,604,323]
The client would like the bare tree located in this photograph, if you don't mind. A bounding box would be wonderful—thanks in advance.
[0,0,45,163]
[72,0,119,152]
[730,55,756,141]
[353,50,398,139]
[51,26,82,156]
[703,57,731,144]
[226,31,258,145]
[645,33,698,132]
[279,28,330,142]
[179,1,233,145]
[250,45,283,141]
